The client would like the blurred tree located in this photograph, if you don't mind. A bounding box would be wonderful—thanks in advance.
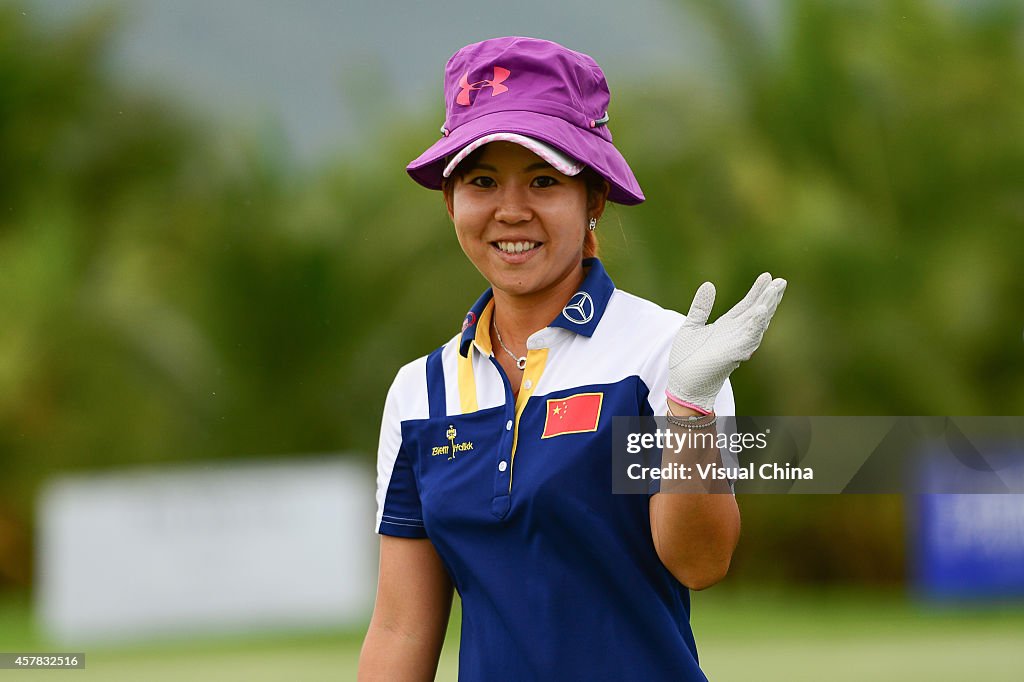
[0,6,204,587]
[0,6,474,591]
[616,0,1024,417]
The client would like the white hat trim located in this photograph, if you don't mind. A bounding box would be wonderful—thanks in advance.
[442,132,584,178]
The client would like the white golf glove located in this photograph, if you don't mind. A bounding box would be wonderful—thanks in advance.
[667,273,787,413]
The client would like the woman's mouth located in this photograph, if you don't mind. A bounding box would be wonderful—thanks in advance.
[493,240,541,255]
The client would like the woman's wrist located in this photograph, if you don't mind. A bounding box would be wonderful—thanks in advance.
[666,400,713,418]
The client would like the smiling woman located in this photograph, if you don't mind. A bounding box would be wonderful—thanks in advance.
[358,36,786,682]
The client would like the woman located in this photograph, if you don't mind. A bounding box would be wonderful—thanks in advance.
[359,36,785,681]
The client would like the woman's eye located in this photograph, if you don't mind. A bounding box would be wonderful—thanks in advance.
[468,176,495,188]
[532,176,558,188]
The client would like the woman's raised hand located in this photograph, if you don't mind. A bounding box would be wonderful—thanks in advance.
[666,273,787,413]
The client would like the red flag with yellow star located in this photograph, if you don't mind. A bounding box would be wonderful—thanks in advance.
[541,392,604,438]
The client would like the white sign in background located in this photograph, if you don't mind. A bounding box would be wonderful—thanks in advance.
[36,457,377,643]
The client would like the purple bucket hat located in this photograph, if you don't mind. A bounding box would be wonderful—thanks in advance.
[406,36,645,205]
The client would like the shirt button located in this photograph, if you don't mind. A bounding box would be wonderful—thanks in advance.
[506,419,513,431]
[523,379,533,390]
[498,461,508,472]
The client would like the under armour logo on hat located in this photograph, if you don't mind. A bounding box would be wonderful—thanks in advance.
[456,66,511,106]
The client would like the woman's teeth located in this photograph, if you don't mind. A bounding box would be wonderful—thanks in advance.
[496,241,539,254]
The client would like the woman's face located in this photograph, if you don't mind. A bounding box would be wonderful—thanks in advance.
[446,141,604,303]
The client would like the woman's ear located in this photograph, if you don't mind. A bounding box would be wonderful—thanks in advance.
[443,181,455,222]
[588,179,611,220]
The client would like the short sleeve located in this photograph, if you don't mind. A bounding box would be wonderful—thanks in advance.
[375,371,428,538]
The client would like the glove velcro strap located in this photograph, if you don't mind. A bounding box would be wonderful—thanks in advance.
[665,389,712,415]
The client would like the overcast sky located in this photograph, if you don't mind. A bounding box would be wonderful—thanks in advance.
[26,0,744,163]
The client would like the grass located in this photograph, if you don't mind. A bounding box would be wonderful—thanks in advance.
[693,587,1024,681]
[1,588,1022,681]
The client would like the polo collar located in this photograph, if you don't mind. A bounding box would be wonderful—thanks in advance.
[459,257,615,358]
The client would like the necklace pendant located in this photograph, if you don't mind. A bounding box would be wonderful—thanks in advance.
[492,318,528,372]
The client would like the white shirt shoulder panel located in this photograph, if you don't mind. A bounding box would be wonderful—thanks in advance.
[374,356,428,532]
[608,290,736,417]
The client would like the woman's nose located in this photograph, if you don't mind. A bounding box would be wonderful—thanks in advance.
[493,186,532,224]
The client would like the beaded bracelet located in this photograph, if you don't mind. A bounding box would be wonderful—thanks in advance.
[665,412,717,430]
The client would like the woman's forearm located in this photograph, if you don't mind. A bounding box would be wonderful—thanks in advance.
[358,536,453,681]
[359,616,448,682]
[649,407,741,590]
[650,484,740,590]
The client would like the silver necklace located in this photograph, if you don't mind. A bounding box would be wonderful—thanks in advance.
[492,319,527,370]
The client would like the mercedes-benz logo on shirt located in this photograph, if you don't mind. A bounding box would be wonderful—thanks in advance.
[561,292,594,325]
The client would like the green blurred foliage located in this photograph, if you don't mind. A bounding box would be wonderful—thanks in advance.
[1,1,1022,590]
[618,0,1024,416]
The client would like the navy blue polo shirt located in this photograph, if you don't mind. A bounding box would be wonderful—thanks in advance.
[375,259,735,681]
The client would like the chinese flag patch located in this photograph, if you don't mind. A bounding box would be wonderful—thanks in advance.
[541,392,604,438]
